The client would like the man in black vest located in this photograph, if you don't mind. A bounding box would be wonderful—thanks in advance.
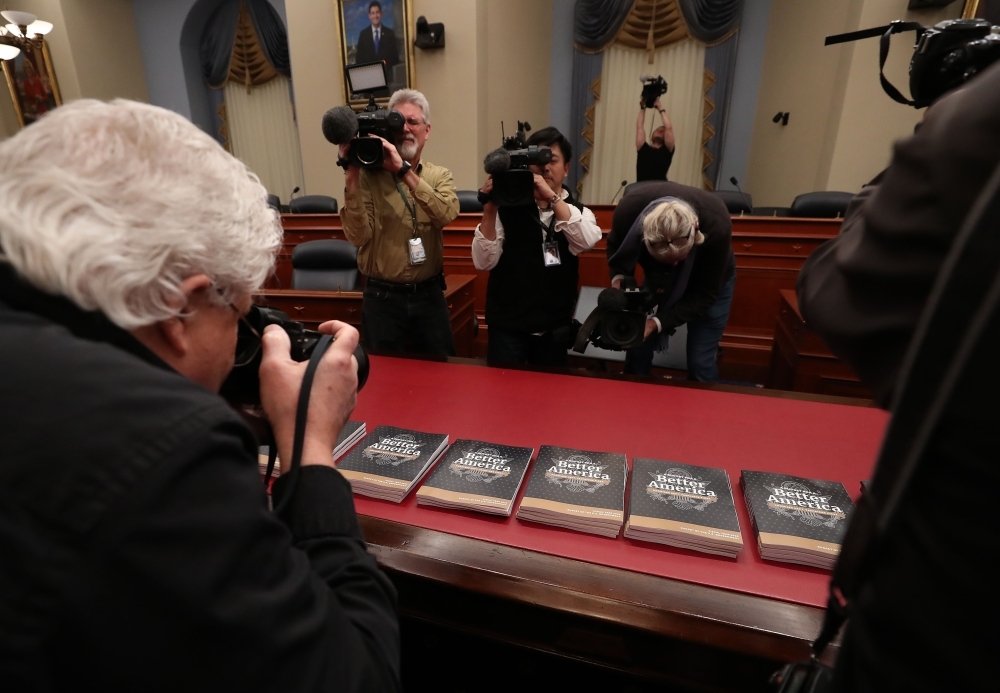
[473,127,602,366]
[607,182,735,380]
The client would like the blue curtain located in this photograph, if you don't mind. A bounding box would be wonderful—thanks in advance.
[574,0,635,51]
[703,32,740,189]
[678,0,744,43]
[568,50,604,194]
[200,0,291,88]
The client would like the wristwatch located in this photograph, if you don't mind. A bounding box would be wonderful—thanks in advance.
[396,160,412,179]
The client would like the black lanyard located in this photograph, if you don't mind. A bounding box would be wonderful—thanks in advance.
[395,181,418,239]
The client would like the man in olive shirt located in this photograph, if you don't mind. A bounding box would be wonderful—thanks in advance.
[340,89,460,355]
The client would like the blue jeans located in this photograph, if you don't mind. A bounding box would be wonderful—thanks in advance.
[624,270,735,381]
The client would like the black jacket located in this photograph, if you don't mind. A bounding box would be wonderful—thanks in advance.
[0,262,400,692]
[487,194,580,334]
[797,63,1000,692]
[608,182,735,333]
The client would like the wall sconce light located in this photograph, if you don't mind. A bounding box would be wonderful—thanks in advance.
[414,16,445,49]
[772,111,789,126]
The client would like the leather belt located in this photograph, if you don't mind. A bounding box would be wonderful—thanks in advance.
[364,274,443,294]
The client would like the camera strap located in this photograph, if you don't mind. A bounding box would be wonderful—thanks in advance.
[878,21,925,107]
[395,181,418,239]
[271,333,335,516]
[810,156,1000,659]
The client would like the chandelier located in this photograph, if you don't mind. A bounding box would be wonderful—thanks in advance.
[0,10,53,61]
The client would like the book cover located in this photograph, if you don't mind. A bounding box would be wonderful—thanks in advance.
[337,425,449,492]
[259,420,366,476]
[416,440,534,514]
[627,459,742,547]
[741,471,855,555]
[518,445,627,523]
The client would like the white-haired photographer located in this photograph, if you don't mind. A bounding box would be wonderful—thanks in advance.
[0,99,399,691]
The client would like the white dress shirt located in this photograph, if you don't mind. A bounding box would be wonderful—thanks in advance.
[471,189,603,271]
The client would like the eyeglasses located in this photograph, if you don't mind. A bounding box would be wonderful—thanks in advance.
[650,232,692,249]
[404,117,426,127]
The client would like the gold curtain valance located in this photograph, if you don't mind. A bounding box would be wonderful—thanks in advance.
[228,0,278,91]
[614,0,690,56]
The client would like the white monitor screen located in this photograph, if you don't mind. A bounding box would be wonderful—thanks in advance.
[347,62,387,93]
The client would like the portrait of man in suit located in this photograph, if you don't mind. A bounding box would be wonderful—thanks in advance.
[355,1,399,67]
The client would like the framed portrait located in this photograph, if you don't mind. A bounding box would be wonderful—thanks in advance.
[964,0,1000,23]
[2,39,62,128]
[337,0,415,105]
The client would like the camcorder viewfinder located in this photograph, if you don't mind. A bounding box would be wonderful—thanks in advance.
[480,121,553,207]
[220,305,370,407]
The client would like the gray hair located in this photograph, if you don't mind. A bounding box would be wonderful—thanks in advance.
[388,88,431,124]
[641,199,704,262]
[0,99,282,329]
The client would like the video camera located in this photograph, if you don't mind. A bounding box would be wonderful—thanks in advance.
[573,278,656,353]
[220,305,370,407]
[826,18,1000,108]
[640,74,668,108]
[480,121,553,207]
[323,60,406,169]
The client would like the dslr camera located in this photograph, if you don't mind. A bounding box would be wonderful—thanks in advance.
[573,278,656,353]
[480,121,554,207]
[220,305,370,407]
[640,74,668,108]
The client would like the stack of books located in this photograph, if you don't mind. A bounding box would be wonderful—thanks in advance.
[624,459,743,557]
[258,420,367,478]
[741,471,855,569]
[416,440,534,516]
[516,446,627,537]
[336,425,449,502]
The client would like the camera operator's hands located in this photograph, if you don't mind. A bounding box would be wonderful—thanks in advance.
[532,174,558,203]
[258,321,359,469]
[644,319,658,340]
[479,175,497,212]
[653,98,662,111]
[376,136,404,174]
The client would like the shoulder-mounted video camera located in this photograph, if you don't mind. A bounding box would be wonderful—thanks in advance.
[826,18,1000,108]
[480,121,553,207]
[640,74,668,108]
[573,278,656,353]
[323,61,406,169]
[220,305,370,407]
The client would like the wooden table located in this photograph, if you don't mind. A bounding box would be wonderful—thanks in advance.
[347,355,885,691]
[279,211,843,384]
[253,275,478,358]
[766,290,870,399]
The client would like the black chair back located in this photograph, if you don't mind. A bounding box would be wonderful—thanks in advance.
[290,194,339,214]
[789,191,855,218]
[457,190,484,213]
[291,239,360,291]
[267,194,281,211]
[713,190,753,215]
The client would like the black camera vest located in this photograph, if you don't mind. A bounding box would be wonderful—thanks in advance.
[487,192,581,334]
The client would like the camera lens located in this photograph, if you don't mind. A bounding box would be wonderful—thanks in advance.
[354,137,383,167]
[606,314,641,347]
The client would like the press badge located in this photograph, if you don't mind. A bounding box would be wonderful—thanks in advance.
[542,241,562,267]
[408,237,427,265]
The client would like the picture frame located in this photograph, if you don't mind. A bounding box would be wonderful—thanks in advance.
[337,0,416,106]
[1,39,62,128]
[963,0,1000,22]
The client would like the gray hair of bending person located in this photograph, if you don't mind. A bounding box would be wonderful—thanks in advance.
[641,199,705,264]
[388,88,431,123]
[0,99,282,330]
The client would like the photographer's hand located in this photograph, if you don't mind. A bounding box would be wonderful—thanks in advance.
[377,137,404,174]
[644,319,659,340]
[339,143,361,193]
[479,175,499,240]
[258,321,359,469]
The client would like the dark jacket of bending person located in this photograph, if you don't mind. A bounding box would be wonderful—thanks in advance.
[0,99,400,692]
[797,62,1000,692]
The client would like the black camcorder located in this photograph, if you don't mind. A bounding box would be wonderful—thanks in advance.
[573,279,656,353]
[640,74,668,108]
[351,107,405,168]
[220,305,370,407]
[323,60,406,169]
[826,18,1000,108]
[480,121,553,207]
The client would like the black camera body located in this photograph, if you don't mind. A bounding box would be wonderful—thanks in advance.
[574,280,656,353]
[641,75,668,108]
[910,18,1000,107]
[220,305,370,407]
[348,107,406,169]
[482,121,553,207]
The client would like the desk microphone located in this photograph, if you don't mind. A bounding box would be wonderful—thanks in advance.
[729,176,751,214]
[288,186,301,212]
[611,180,628,204]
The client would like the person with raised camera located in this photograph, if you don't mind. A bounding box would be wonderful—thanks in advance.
[607,181,735,380]
[340,88,460,357]
[0,100,399,691]
[472,127,602,366]
[635,96,675,182]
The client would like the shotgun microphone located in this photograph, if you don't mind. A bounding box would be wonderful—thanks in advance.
[729,176,751,214]
[611,180,628,204]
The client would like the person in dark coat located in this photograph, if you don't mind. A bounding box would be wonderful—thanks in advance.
[0,98,400,692]
[355,1,399,67]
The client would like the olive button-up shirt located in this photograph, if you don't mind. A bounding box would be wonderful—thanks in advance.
[341,160,460,283]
